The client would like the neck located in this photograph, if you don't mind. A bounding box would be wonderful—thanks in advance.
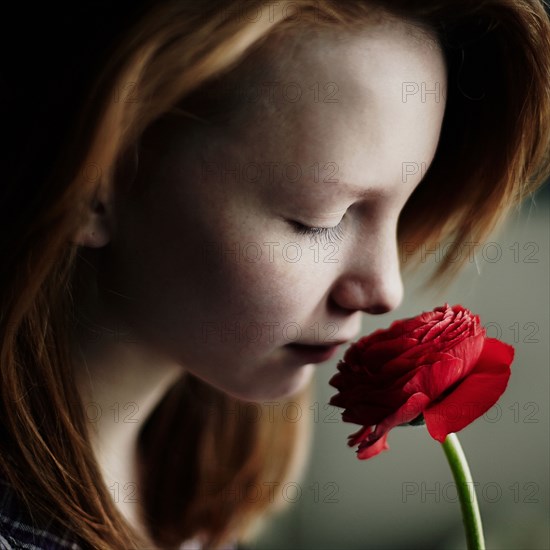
[72,321,184,540]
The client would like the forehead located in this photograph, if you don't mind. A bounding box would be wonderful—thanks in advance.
[215,15,447,201]
[238,14,444,105]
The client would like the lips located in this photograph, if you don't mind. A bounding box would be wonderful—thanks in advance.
[285,342,345,363]
[290,339,352,347]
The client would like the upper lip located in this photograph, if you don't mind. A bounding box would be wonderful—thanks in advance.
[287,339,353,347]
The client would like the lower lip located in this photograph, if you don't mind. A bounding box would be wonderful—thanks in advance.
[285,343,342,363]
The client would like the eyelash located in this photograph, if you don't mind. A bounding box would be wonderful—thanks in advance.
[290,220,346,244]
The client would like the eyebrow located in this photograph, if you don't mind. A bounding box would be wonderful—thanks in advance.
[344,182,385,199]
[313,179,389,201]
[321,171,424,201]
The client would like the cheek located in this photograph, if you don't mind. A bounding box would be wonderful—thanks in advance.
[198,234,314,335]
[102,190,326,357]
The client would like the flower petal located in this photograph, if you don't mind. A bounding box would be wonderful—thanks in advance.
[369,392,432,442]
[424,338,514,442]
[403,354,464,399]
[347,424,373,447]
[357,433,390,460]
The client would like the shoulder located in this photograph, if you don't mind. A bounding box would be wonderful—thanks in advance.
[0,478,82,550]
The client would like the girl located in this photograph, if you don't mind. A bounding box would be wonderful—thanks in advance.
[1,1,548,548]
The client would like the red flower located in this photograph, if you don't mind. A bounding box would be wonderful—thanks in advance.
[329,303,514,460]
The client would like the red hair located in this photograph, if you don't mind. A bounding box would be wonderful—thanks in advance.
[1,1,548,548]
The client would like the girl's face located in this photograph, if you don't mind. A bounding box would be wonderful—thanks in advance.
[95,17,447,401]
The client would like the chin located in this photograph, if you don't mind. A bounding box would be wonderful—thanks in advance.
[228,363,315,403]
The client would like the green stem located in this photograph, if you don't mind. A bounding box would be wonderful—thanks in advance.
[441,433,486,550]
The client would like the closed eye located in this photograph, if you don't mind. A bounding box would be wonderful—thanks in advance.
[289,220,346,244]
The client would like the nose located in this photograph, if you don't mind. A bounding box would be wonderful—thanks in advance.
[329,229,404,315]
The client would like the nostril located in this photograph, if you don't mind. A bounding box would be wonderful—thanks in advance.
[364,304,391,315]
[328,295,354,315]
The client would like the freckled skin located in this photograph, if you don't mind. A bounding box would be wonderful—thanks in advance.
[94,16,447,401]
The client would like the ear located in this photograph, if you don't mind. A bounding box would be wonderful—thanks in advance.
[72,143,138,248]
[72,186,112,248]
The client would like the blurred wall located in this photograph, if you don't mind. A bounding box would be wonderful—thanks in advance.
[248,184,549,550]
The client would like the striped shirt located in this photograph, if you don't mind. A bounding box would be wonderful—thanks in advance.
[0,478,82,549]
[1,478,238,550]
